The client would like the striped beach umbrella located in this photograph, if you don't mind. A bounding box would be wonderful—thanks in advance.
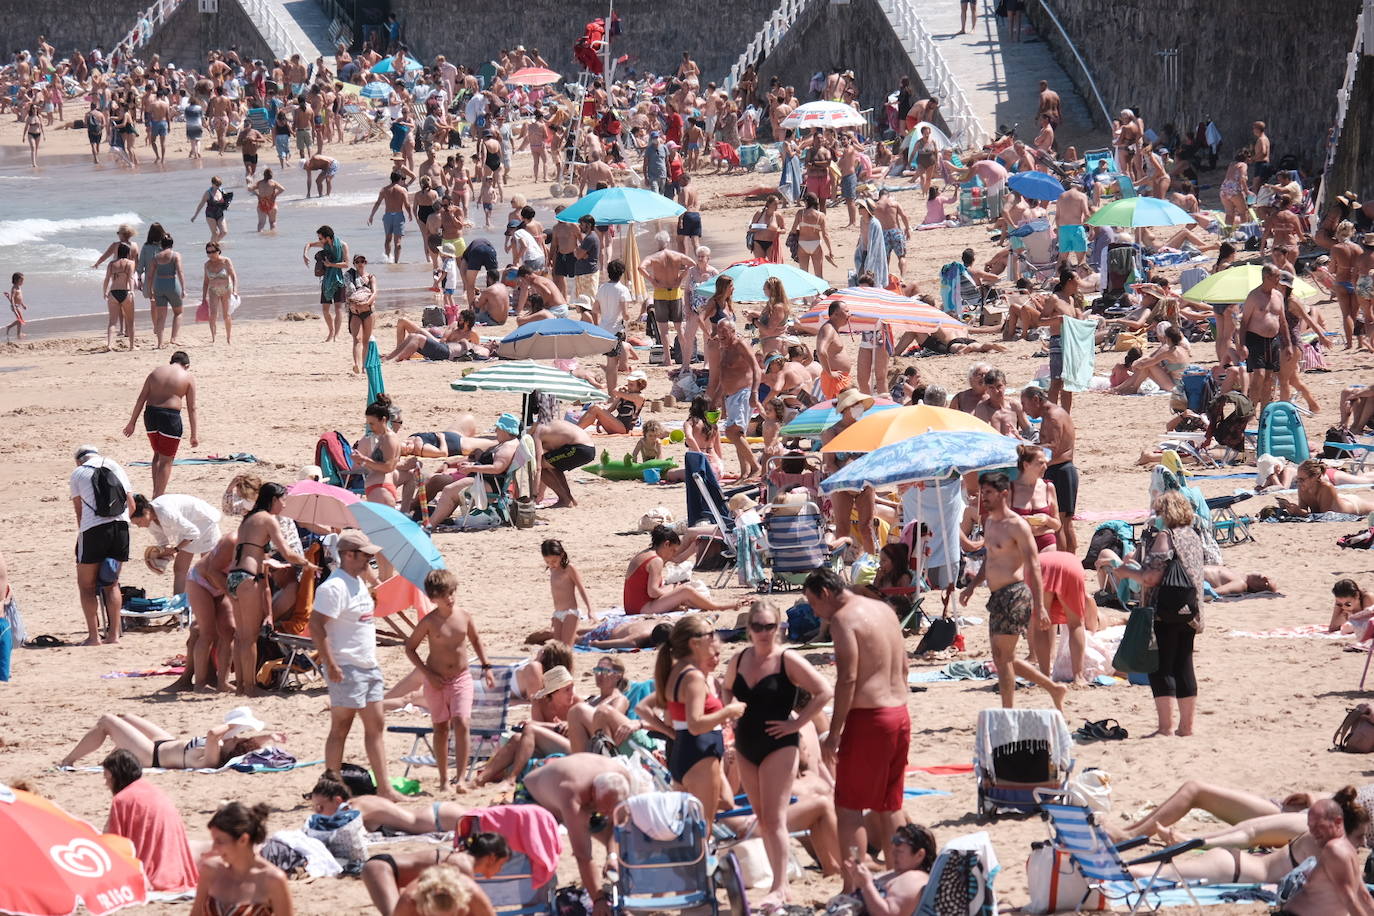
[820,430,1020,493]
[821,405,998,454]
[360,82,393,100]
[450,360,608,402]
[781,100,866,129]
[780,397,900,437]
[796,287,966,333]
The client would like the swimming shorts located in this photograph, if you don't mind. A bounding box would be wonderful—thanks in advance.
[678,211,702,237]
[462,241,498,271]
[144,405,184,457]
[988,581,1033,636]
[1048,334,1064,379]
[382,211,405,236]
[422,669,474,724]
[545,442,596,472]
[1357,275,1374,299]
[553,251,577,278]
[1044,461,1079,515]
[420,337,452,361]
[652,288,684,324]
[834,705,910,812]
[1244,331,1281,372]
[820,370,851,400]
[327,663,385,710]
[724,387,753,431]
[883,227,907,256]
[77,520,131,565]
[804,173,831,199]
[576,615,624,647]
[242,153,258,168]
[326,160,339,178]
[1058,223,1088,253]
[840,172,857,200]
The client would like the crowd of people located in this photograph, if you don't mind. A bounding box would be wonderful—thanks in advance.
[6,6,1374,915]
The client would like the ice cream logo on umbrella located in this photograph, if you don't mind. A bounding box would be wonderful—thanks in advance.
[50,838,113,878]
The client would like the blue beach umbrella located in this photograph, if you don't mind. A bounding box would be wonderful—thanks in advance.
[370,56,423,74]
[1006,170,1066,202]
[360,82,393,100]
[694,261,831,303]
[820,430,1020,494]
[555,187,685,225]
[348,501,445,589]
[497,318,617,360]
[780,397,900,437]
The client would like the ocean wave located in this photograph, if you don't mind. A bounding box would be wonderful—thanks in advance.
[0,212,144,248]
[290,191,378,209]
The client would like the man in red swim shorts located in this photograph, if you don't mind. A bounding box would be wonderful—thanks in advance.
[122,350,199,498]
[804,568,911,887]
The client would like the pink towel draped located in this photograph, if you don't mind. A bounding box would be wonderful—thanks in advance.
[105,779,199,892]
[457,804,562,888]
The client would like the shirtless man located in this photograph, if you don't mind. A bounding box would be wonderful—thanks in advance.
[1022,384,1078,552]
[122,351,199,497]
[1249,121,1272,190]
[550,210,581,298]
[207,88,234,155]
[237,125,264,182]
[1038,270,1082,411]
[815,300,853,400]
[707,321,762,480]
[475,269,512,325]
[521,753,632,916]
[1238,264,1285,409]
[1037,80,1061,127]
[515,266,567,315]
[304,154,338,198]
[950,363,992,413]
[532,418,596,509]
[368,171,414,264]
[638,236,695,367]
[960,472,1067,711]
[84,103,107,165]
[1055,183,1091,267]
[1276,797,1374,915]
[146,91,170,163]
[803,568,909,884]
[292,99,314,158]
[251,170,286,232]
[837,135,861,227]
[581,154,613,195]
[1115,109,1142,177]
[873,190,912,279]
[972,368,1029,436]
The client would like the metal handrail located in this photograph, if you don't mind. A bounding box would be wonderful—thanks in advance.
[317,0,354,48]
[1315,3,1367,209]
[725,0,812,89]
[1030,0,1112,129]
[879,0,988,148]
[236,0,305,60]
[112,0,185,64]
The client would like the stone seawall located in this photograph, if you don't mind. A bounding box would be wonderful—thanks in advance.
[142,0,274,70]
[0,1,148,58]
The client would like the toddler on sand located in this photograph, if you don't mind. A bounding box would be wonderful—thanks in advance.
[404,569,496,791]
[542,539,593,645]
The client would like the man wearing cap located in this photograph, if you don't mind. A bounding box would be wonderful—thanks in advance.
[643,130,668,196]
[1238,264,1285,410]
[708,320,762,479]
[123,350,199,498]
[71,445,134,646]
[639,236,695,367]
[311,529,404,801]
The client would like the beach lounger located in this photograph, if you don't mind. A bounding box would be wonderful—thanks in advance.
[392,661,516,778]
[1037,798,1207,913]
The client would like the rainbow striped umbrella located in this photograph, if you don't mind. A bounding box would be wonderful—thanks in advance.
[796,287,966,333]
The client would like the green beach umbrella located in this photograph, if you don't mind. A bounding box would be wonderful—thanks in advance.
[1087,197,1194,228]
[1181,264,1321,304]
[450,360,608,402]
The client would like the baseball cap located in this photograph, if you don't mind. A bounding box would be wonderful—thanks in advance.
[337,529,382,555]
[1276,270,1295,288]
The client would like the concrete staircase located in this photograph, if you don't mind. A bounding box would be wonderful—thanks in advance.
[236,0,337,66]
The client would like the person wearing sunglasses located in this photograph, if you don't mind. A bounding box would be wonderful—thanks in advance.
[722,601,833,911]
[842,823,938,916]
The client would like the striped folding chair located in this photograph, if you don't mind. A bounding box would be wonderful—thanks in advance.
[391,662,516,778]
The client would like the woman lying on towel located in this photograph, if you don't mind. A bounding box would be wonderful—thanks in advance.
[364,833,508,916]
[60,710,282,769]
[1275,459,1374,517]
[309,772,471,835]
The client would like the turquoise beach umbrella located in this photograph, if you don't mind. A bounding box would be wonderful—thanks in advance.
[554,187,685,225]
[694,261,832,303]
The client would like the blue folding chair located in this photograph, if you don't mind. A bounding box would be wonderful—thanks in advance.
[1037,798,1206,913]
[458,806,557,916]
[612,793,727,916]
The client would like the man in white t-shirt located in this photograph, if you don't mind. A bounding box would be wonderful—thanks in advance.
[69,445,134,646]
[593,258,635,392]
[310,528,403,800]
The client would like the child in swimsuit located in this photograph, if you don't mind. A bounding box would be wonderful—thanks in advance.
[542,539,593,645]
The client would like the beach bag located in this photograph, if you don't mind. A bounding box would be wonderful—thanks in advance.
[916,849,993,916]
[1067,767,1113,813]
[1112,331,1146,352]
[1082,521,1129,570]
[1301,341,1328,372]
[914,611,957,654]
[1026,841,1105,912]
[1337,527,1374,549]
[1206,391,1254,451]
[1178,365,1209,412]
[1333,704,1374,753]
[422,305,446,327]
[89,460,128,517]
[786,601,822,643]
[1324,425,1357,460]
[1111,604,1159,674]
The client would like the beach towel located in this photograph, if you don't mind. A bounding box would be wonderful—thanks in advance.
[903,787,951,798]
[778,147,803,203]
[1102,881,1273,908]
[459,805,562,888]
[1059,316,1097,393]
[909,660,996,682]
[911,764,975,776]
[102,666,186,678]
[128,453,258,467]
[61,754,322,776]
[1226,624,1349,640]
[106,779,199,892]
[1261,511,1363,523]
[627,791,693,841]
[856,216,889,288]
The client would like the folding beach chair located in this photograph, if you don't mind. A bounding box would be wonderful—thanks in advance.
[912,841,996,915]
[1037,799,1206,913]
[264,631,325,690]
[392,661,516,778]
[1207,492,1255,546]
[973,708,1073,820]
[691,470,738,589]
[457,806,558,916]
[611,793,741,916]
[762,501,841,593]
[246,107,271,133]
[1010,220,1059,287]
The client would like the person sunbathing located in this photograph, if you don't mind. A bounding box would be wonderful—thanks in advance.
[364,833,509,916]
[1258,455,1374,491]
[308,772,472,834]
[1110,325,1190,394]
[473,665,578,787]
[1276,459,1374,516]
[1330,578,1374,635]
[382,312,488,362]
[61,710,281,769]
[1109,778,1314,846]
[1204,565,1276,596]
[572,615,675,650]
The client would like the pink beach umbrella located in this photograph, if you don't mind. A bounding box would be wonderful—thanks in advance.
[281,480,360,530]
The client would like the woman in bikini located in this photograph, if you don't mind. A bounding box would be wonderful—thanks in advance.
[202,242,239,345]
[60,712,283,769]
[1010,445,1060,553]
[699,275,736,380]
[749,194,786,262]
[1276,276,1326,413]
[365,835,508,916]
[788,192,834,279]
[230,483,312,697]
[102,242,137,351]
[912,125,940,195]
[577,374,648,435]
[1218,150,1249,228]
[192,803,294,916]
[752,276,793,358]
[356,394,403,507]
[623,526,746,616]
[24,102,44,168]
[1111,324,1191,394]
[345,254,377,374]
[1276,459,1374,517]
[1329,221,1364,349]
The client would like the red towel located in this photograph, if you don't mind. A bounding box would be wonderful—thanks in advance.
[458,805,563,888]
[105,779,199,892]
[910,764,974,776]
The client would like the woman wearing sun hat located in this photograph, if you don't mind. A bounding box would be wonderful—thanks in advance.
[60,706,282,769]
[821,387,877,554]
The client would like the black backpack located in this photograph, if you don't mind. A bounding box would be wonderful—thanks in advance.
[88,460,127,517]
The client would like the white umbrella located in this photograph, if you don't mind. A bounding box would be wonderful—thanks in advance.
[781,101,866,130]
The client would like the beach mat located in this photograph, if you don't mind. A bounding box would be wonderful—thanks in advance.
[910,764,974,776]
[129,453,258,467]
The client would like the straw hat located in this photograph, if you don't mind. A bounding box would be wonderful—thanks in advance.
[533,665,574,698]
[1256,454,1288,483]
[727,492,758,513]
[440,242,458,257]
[569,294,594,312]
[834,387,874,414]
[144,546,171,575]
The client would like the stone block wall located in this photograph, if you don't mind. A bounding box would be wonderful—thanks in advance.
[142,0,274,70]
[388,0,778,84]
[0,1,148,58]
[1327,56,1374,203]
[1025,0,1360,176]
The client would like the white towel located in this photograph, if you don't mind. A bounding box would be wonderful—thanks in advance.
[977,708,1073,765]
[626,791,694,841]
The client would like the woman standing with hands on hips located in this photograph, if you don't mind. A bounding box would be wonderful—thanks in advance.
[723,601,833,911]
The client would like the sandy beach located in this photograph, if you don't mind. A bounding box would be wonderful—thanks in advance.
[0,118,1368,916]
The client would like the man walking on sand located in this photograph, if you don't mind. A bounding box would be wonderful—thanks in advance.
[803,568,910,886]
[708,321,762,480]
[1021,384,1077,553]
[123,351,199,498]
[311,529,404,801]
[368,171,414,264]
[638,233,695,367]
[70,445,133,646]
[960,472,1067,711]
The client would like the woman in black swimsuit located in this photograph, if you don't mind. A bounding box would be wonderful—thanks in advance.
[576,374,648,435]
[59,712,282,769]
[722,601,833,910]
[345,254,377,374]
